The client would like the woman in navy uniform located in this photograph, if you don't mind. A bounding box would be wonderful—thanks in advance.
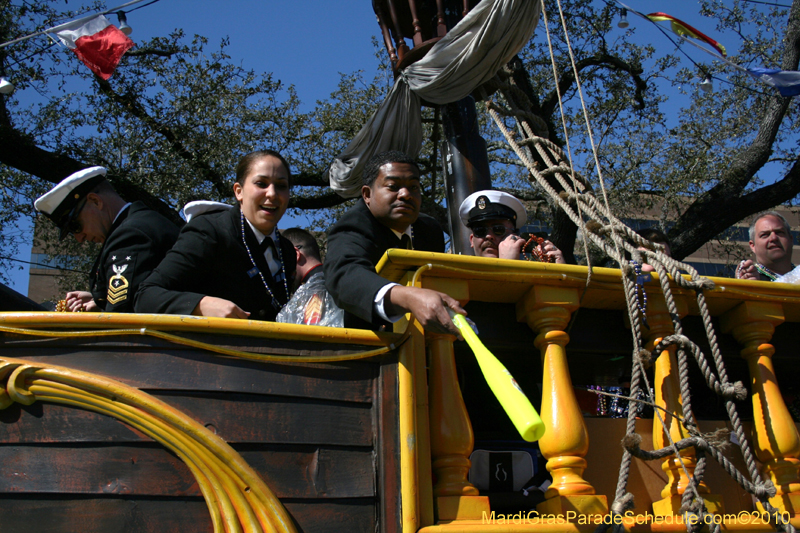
[135,150,296,321]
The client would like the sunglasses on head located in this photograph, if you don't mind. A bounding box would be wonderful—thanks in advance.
[472,224,512,239]
[65,198,88,235]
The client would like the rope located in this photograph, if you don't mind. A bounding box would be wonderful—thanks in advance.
[485,1,794,530]
[0,324,408,364]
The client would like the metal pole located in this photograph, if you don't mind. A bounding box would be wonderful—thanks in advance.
[441,96,492,255]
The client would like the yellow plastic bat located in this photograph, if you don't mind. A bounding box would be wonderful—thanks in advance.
[451,312,545,442]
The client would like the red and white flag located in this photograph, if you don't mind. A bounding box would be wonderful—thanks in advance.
[55,15,134,80]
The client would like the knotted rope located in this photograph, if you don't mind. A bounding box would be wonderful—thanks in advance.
[481,1,794,531]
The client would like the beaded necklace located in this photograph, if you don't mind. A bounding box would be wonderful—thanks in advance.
[755,262,796,281]
[630,260,649,327]
[522,235,552,262]
[240,211,289,311]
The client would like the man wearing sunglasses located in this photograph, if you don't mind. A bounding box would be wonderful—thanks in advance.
[35,167,180,312]
[459,190,565,263]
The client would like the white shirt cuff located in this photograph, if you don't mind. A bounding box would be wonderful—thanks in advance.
[374,282,402,323]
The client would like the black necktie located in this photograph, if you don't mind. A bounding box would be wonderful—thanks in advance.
[400,234,412,250]
[258,237,275,256]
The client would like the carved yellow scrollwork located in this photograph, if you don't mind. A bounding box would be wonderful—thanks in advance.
[0,356,296,533]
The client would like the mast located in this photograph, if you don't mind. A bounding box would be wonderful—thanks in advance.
[372,0,492,254]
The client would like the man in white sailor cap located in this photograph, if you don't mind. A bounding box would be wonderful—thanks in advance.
[459,190,565,262]
[35,166,180,312]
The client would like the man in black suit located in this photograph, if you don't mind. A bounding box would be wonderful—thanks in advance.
[34,167,180,313]
[324,150,464,335]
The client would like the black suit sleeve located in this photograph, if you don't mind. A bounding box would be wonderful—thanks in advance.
[91,205,180,313]
[98,226,172,313]
[324,202,445,328]
[324,213,391,326]
[134,219,218,315]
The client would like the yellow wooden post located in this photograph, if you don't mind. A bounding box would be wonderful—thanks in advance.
[647,295,723,516]
[721,300,800,515]
[397,313,423,533]
[516,285,608,517]
[421,277,489,521]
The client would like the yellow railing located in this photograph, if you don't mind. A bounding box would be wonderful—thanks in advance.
[374,250,800,532]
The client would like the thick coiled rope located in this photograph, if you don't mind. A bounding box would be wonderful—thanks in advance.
[481,1,794,531]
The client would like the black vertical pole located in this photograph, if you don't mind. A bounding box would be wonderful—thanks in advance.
[441,96,492,254]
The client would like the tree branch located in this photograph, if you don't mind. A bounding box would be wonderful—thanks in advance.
[94,77,230,198]
[540,52,646,117]
[669,0,800,258]
[126,47,180,57]
[671,155,800,259]
[0,95,85,183]
[289,191,349,210]
[0,95,183,225]
[292,171,329,187]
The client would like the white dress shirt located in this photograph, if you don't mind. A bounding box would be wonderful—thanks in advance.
[373,226,413,323]
[244,219,282,277]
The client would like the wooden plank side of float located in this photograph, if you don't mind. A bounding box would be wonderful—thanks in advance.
[0,312,405,533]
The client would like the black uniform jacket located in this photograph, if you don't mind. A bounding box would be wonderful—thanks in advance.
[134,204,296,321]
[324,198,445,330]
[90,201,180,312]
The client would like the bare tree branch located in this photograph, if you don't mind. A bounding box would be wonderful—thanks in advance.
[669,0,800,259]
[126,47,180,57]
[95,77,230,197]
[541,52,647,117]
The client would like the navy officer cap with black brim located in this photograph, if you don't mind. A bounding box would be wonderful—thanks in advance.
[458,190,527,230]
[34,166,107,240]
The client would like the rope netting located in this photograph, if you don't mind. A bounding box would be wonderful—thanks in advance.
[480,2,794,532]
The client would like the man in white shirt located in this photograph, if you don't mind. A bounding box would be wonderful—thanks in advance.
[736,211,796,281]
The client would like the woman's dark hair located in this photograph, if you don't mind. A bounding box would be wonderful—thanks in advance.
[235,149,292,187]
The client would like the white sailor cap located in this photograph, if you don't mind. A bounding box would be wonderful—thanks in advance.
[182,200,233,223]
[459,190,527,230]
[34,166,107,240]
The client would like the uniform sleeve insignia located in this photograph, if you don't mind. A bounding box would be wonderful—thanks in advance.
[107,263,130,304]
[302,293,324,325]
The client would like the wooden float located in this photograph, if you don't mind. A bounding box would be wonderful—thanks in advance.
[2,250,800,532]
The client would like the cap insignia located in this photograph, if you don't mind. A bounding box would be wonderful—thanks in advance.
[476,195,488,210]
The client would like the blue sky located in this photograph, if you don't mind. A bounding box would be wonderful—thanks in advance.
[2,0,772,295]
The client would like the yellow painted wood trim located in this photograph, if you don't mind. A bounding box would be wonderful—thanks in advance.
[0,322,403,365]
[398,322,422,533]
[0,312,397,346]
[0,356,297,533]
[374,251,800,310]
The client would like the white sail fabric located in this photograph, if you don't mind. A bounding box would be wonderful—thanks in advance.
[327,0,542,197]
